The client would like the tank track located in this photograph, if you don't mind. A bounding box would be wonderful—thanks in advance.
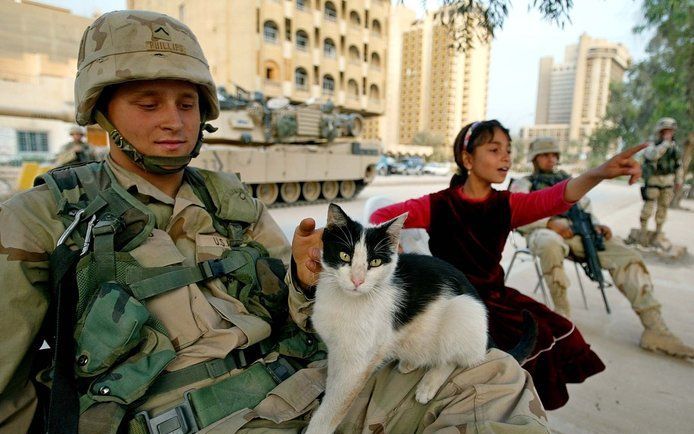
[261,182,367,208]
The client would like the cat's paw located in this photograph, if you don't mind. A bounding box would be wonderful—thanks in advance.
[415,380,439,404]
[397,360,417,374]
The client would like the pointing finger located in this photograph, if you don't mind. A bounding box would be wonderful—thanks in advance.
[618,143,648,159]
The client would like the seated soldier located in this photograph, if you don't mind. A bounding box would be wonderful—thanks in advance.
[0,10,549,433]
[510,137,693,359]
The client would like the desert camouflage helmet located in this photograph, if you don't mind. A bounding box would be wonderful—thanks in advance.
[527,137,561,162]
[69,125,86,135]
[74,10,219,174]
[654,117,677,134]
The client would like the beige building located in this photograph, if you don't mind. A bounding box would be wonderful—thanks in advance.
[393,9,490,156]
[0,0,106,162]
[129,0,388,126]
[521,33,630,152]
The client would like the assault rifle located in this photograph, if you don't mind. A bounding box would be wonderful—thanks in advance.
[565,204,612,313]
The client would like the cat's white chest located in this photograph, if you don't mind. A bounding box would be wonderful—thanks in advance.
[312,284,395,350]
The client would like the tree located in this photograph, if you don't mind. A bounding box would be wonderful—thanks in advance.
[591,1,692,147]
[403,0,574,50]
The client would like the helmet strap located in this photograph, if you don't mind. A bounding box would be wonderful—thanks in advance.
[94,110,216,175]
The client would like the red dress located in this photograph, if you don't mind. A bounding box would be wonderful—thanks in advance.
[370,181,605,410]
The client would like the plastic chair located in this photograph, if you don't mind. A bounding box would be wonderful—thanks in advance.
[363,196,431,255]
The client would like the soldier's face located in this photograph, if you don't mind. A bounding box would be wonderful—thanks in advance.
[70,133,84,142]
[535,153,559,172]
[107,79,201,159]
[660,129,674,141]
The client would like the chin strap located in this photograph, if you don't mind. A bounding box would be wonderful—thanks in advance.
[94,110,217,175]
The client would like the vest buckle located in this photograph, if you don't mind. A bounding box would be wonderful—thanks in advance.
[135,393,199,434]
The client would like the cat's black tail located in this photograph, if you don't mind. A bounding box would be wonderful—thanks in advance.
[496,310,538,364]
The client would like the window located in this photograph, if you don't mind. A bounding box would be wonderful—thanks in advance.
[322,75,335,94]
[264,60,280,81]
[296,0,308,10]
[349,11,361,26]
[372,20,382,36]
[371,52,381,69]
[295,68,308,89]
[324,38,336,58]
[296,30,309,51]
[263,21,279,43]
[369,84,380,100]
[347,79,359,98]
[324,1,337,21]
[348,45,360,63]
[17,131,48,153]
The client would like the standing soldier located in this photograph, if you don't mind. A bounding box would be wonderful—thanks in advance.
[511,137,694,359]
[0,10,549,434]
[639,117,682,246]
[54,125,98,166]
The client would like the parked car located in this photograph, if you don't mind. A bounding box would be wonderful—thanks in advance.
[401,157,425,175]
[422,162,452,176]
[376,156,398,176]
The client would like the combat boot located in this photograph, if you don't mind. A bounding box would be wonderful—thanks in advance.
[639,222,650,247]
[638,309,694,358]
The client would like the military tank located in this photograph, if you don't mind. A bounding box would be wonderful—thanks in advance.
[190,86,380,207]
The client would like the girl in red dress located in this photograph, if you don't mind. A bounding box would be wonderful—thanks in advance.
[370,120,645,410]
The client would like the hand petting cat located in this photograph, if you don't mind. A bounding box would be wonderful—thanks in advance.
[291,217,324,290]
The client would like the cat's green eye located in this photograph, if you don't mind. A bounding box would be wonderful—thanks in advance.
[339,252,351,262]
[369,258,382,267]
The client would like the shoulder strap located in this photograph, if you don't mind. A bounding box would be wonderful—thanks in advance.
[185,167,259,241]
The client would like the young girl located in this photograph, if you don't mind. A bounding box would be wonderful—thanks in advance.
[370,120,645,410]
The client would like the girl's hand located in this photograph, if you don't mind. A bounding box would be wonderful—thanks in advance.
[593,144,647,185]
[564,144,648,203]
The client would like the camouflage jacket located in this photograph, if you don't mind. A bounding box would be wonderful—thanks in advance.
[55,141,99,167]
[642,140,682,187]
[0,157,315,433]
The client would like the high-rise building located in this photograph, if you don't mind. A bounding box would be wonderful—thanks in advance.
[129,0,388,121]
[396,9,490,154]
[521,33,630,152]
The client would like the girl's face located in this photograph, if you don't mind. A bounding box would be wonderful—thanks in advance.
[463,128,512,184]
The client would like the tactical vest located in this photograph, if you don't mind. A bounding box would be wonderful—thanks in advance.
[643,142,681,181]
[34,162,325,434]
[527,170,571,191]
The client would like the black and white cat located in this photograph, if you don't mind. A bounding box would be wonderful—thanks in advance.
[305,203,489,434]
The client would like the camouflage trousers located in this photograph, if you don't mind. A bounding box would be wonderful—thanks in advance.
[152,349,548,433]
[527,229,661,316]
[640,186,674,231]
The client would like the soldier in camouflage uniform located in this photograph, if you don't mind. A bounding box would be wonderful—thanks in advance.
[639,118,682,246]
[54,125,99,167]
[511,137,694,359]
[0,10,549,434]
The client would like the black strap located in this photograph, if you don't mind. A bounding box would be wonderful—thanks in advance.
[46,245,81,434]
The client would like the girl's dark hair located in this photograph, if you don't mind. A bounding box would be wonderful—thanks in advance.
[450,119,511,188]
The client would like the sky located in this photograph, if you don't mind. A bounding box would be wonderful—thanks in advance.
[42,0,650,134]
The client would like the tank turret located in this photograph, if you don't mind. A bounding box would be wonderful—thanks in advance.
[190,85,380,207]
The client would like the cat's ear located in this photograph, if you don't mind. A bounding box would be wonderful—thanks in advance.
[382,212,408,244]
[327,203,351,227]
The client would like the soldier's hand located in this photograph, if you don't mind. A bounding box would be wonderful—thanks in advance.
[292,218,323,290]
[547,217,574,239]
[593,144,647,184]
[596,224,612,240]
